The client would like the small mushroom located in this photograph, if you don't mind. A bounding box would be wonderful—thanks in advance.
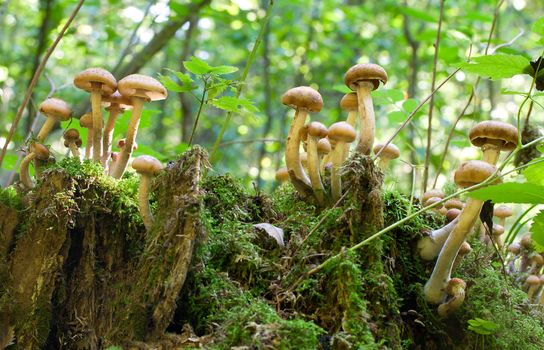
[306,122,329,205]
[526,275,541,301]
[20,143,50,189]
[529,253,544,275]
[445,198,464,210]
[425,160,499,304]
[111,74,167,178]
[275,167,290,183]
[494,205,513,228]
[74,68,117,162]
[132,155,164,231]
[489,224,505,249]
[344,63,387,155]
[340,92,358,127]
[282,86,323,188]
[328,122,357,201]
[79,113,94,159]
[63,128,81,158]
[424,196,444,214]
[422,189,445,204]
[469,121,518,165]
[110,138,138,176]
[437,278,466,317]
[36,98,72,142]
[102,91,132,167]
[373,143,400,170]
[446,208,461,223]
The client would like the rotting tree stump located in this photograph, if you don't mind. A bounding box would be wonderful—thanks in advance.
[0,147,207,349]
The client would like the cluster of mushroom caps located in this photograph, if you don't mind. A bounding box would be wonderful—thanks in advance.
[21,68,167,231]
[416,120,519,316]
[275,63,400,206]
[507,234,544,305]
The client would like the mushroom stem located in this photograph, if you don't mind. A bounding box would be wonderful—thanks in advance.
[138,174,154,230]
[346,111,357,127]
[378,158,390,170]
[102,108,121,166]
[84,129,93,159]
[437,278,466,317]
[90,83,104,163]
[417,217,459,261]
[20,152,37,189]
[482,144,501,165]
[307,136,326,205]
[424,198,483,304]
[331,142,345,201]
[355,82,375,155]
[36,118,56,142]
[69,143,80,158]
[111,98,144,179]
[285,109,311,186]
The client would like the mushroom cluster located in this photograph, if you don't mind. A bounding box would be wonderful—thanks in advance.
[19,67,167,231]
[277,63,400,206]
[507,234,544,305]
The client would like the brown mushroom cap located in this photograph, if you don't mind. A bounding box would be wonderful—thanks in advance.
[508,242,521,255]
[340,92,358,111]
[103,90,133,110]
[454,160,498,188]
[132,155,163,175]
[307,122,328,138]
[281,86,323,112]
[530,253,544,266]
[520,234,532,249]
[373,143,400,160]
[494,205,513,218]
[491,224,505,236]
[446,278,467,293]
[39,98,72,121]
[459,242,472,255]
[74,67,117,95]
[469,121,518,151]
[75,138,82,147]
[445,199,464,210]
[317,138,331,155]
[526,274,540,286]
[118,138,138,151]
[344,63,388,91]
[118,74,168,101]
[79,113,93,128]
[424,196,443,209]
[328,122,356,143]
[275,167,289,182]
[422,189,445,203]
[446,208,461,222]
[31,143,50,160]
[63,128,80,141]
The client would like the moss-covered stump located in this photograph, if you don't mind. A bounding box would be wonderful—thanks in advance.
[1,149,544,349]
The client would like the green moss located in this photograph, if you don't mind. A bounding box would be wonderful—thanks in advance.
[0,186,21,209]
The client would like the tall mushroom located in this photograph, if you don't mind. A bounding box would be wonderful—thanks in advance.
[20,143,50,189]
[425,160,499,304]
[63,129,81,158]
[469,121,518,165]
[373,143,400,170]
[36,98,72,142]
[306,122,329,205]
[132,155,164,231]
[102,91,132,167]
[74,68,117,163]
[282,86,323,188]
[111,74,167,179]
[79,113,93,159]
[328,122,357,201]
[344,63,387,155]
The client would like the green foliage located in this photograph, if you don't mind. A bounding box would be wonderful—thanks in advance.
[0,186,21,209]
[460,54,531,80]
[467,318,499,335]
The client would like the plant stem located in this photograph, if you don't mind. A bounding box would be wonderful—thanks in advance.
[188,80,208,146]
[209,0,275,162]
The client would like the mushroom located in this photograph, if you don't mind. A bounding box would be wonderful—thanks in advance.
[507,242,522,273]
[282,86,323,188]
[132,155,164,231]
[494,205,513,228]
[452,241,472,273]
[446,208,461,223]
[422,189,445,204]
[328,122,357,201]
[344,63,387,155]
[489,224,505,249]
[526,275,541,301]
[36,98,72,142]
[275,167,290,183]
[317,138,331,164]
[373,143,400,170]
[306,122,329,205]
[79,113,93,159]
[340,92,358,127]
[424,160,499,304]
[445,199,464,210]
[74,68,117,162]
[63,128,81,158]
[424,197,444,214]
[437,278,466,317]
[520,234,533,273]
[529,254,544,275]
[20,143,50,189]
[102,91,132,167]
[111,74,167,179]
[110,138,138,176]
[469,121,518,165]
[417,217,459,261]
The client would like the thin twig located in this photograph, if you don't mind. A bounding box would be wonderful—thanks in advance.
[422,0,445,192]
[0,0,85,170]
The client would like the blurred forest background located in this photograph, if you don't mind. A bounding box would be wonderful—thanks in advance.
[0,0,542,193]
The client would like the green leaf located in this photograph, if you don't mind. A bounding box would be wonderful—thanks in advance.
[530,210,544,252]
[159,75,185,93]
[532,18,544,36]
[522,159,544,186]
[210,96,258,113]
[387,111,405,123]
[209,65,239,75]
[468,182,544,204]
[400,6,437,23]
[467,318,499,335]
[459,54,531,80]
[183,56,212,75]
[402,99,419,113]
[1,154,18,171]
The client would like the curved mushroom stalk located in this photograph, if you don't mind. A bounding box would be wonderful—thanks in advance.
[437,278,466,317]
[102,91,131,167]
[132,155,164,231]
[452,241,471,273]
[328,122,356,202]
[20,143,50,189]
[306,122,328,206]
[417,217,459,261]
